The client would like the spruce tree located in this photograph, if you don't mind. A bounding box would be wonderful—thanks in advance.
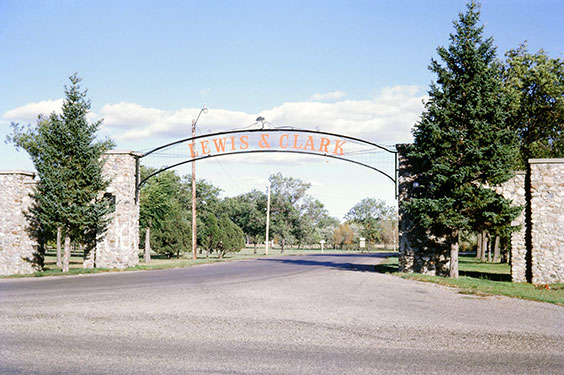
[8,74,114,271]
[402,2,520,278]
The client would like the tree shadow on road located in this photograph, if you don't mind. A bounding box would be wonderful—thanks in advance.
[258,253,398,273]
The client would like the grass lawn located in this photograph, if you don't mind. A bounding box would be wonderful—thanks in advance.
[375,253,564,305]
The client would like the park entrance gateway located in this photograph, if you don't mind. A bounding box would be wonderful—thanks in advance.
[137,128,398,193]
[2,126,564,283]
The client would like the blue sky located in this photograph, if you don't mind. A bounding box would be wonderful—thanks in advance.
[1,0,563,220]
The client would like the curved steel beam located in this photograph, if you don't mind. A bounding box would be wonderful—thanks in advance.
[140,128,396,158]
[139,149,396,188]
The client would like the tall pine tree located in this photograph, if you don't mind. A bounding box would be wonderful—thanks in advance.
[402,2,520,278]
[8,74,114,271]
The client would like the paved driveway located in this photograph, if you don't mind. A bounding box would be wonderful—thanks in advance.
[1,253,563,374]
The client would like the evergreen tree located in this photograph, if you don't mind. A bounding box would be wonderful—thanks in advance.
[8,74,114,271]
[402,2,520,278]
[216,214,245,259]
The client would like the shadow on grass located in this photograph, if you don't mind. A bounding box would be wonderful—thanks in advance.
[374,263,398,273]
[258,253,397,273]
[372,255,512,281]
[459,270,511,282]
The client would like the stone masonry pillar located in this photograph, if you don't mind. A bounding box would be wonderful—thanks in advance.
[84,151,141,269]
[0,171,38,275]
[396,144,449,276]
[529,159,564,284]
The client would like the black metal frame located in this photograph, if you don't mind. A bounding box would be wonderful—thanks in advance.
[136,128,399,198]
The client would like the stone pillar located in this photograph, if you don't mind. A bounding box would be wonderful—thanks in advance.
[529,159,564,284]
[396,144,449,276]
[0,171,38,275]
[495,172,527,282]
[85,151,141,269]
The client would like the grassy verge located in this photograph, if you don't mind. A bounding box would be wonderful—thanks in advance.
[375,254,564,305]
[3,247,391,278]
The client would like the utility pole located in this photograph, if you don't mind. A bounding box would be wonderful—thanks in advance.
[191,119,197,260]
[265,184,271,255]
[191,105,207,261]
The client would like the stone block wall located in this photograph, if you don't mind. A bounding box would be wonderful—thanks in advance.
[495,172,527,282]
[399,149,564,284]
[84,151,141,269]
[0,171,38,275]
[529,159,564,284]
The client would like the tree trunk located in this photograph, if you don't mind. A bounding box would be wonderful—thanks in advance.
[480,231,487,262]
[56,227,62,268]
[280,239,285,254]
[144,227,151,263]
[62,234,71,273]
[493,236,500,263]
[487,234,492,262]
[450,231,459,279]
[476,232,482,259]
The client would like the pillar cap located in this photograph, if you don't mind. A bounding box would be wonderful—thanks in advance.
[0,170,35,177]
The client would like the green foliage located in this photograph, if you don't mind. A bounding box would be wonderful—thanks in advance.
[222,190,267,246]
[151,209,191,258]
[217,214,245,259]
[269,173,310,250]
[7,74,114,267]
[139,167,177,232]
[139,169,336,257]
[402,2,519,276]
[402,2,520,275]
[200,212,221,256]
[141,170,186,256]
[502,43,564,166]
[199,213,244,259]
[267,172,336,251]
[139,168,192,258]
[345,198,396,244]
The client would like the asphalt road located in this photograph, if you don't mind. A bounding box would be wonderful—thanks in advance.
[1,253,563,375]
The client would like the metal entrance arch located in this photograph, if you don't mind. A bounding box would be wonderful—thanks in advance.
[136,128,398,196]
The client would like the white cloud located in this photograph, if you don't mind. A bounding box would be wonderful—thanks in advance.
[3,85,426,146]
[261,85,426,144]
[3,99,64,123]
[309,90,346,101]
[200,88,212,95]
[239,175,269,187]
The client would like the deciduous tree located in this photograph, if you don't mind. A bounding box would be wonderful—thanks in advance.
[345,198,396,245]
[502,43,564,166]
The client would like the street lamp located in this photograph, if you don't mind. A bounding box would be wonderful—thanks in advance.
[191,104,208,260]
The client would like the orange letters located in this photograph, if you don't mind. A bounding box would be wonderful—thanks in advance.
[279,134,289,149]
[293,134,302,149]
[201,140,210,155]
[187,132,346,158]
[304,136,315,151]
[213,138,227,152]
[189,142,198,158]
[318,137,330,153]
[333,140,346,155]
[259,134,271,148]
[239,135,249,150]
